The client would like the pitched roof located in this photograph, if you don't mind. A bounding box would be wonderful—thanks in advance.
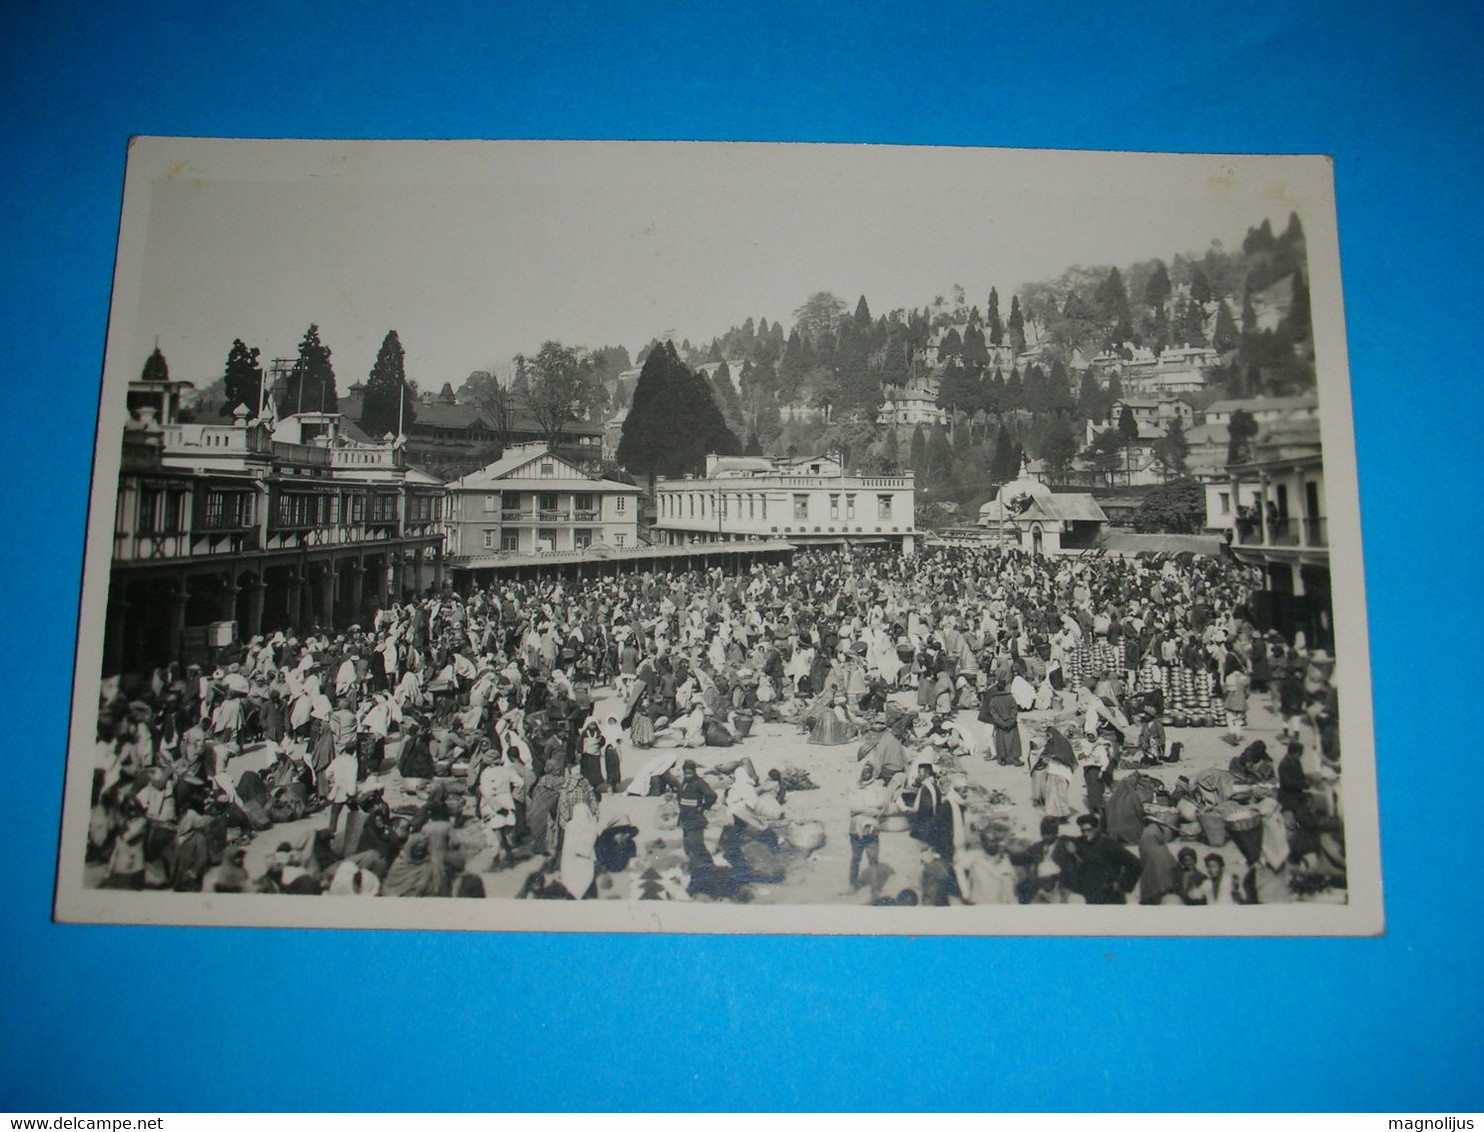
[980,492,1107,524]
[449,446,637,493]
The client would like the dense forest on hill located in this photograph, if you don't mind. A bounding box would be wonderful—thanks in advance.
[614,212,1314,520]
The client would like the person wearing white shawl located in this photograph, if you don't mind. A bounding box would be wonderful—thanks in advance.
[334,655,359,699]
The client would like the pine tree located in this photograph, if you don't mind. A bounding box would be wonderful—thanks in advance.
[1213,301,1240,352]
[221,339,263,416]
[883,425,899,471]
[710,360,747,437]
[937,326,962,360]
[360,330,416,438]
[1007,296,1026,353]
[1077,371,1109,422]
[1227,409,1258,466]
[744,431,764,457]
[284,324,337,415]
[1096,268,1132,343]
[617,341,737,483]
[1144,261,1172,308]
[1160,416,1190,478]
[1284,270,1311,342]
[854,294,872,327]
[1183,299,1208,347]
[1189,266,1213,304]
[987,287,1004,347]
[909,424,927,474]
[926,427,953,487]
[1040,417,1079,482]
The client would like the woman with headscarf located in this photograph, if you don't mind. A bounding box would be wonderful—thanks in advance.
[1030,726,1078,818]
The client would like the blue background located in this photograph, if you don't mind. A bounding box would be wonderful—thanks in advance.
[2,0,1480,1112]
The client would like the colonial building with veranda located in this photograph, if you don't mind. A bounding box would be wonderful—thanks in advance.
[652,453,917,553]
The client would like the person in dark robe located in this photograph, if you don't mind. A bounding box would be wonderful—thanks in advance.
[525,761,566,858]
[1229,740,1275,785]
[1104,774,1152,844]
[1053,814,1141,904]
[1137,820,1179,904]
[979,679,1024,766]
[1277,741,1310,813]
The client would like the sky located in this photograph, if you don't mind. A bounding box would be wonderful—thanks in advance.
[121,140,1328,393]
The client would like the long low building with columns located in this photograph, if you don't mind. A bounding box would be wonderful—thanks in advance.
[652,453,917,553]
[104,380,445,675]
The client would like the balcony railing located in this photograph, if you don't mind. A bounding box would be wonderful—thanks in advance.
[1265,516,1300,546]
[500,509,527,522]
[573,509,599,522]
[1235,514,1328,550]
[538,509,571,522]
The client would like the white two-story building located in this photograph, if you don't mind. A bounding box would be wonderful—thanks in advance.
[444,443,641,559]
[653,453,917,553]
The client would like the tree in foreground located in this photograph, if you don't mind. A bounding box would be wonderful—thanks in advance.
[458,369,514,453]
[1152,416,1190,480]
[617,340,738,485]
[222,339,263,416]
[522,341,600,451]
[1040,417,1079,483]
[1133,479,1206,534]
[1227,408,1259,466]
[283,324,337,416]
[360,329,417,438]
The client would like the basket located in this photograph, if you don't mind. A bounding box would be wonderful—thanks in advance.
[1198,809,1229,846]
[1223,807,1261,832]
[732,710,755,738]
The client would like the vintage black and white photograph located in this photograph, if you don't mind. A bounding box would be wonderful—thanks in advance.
[55,139,1378,933]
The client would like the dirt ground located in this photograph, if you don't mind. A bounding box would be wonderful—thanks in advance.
[180,675,1315,906]
[89,674,1332,908]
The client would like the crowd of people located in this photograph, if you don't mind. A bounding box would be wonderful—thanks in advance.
[87,543,1346,907]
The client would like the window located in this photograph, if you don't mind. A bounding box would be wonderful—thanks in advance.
[482,529,496,549]
[846,494,856,519]
[574,529,593,549]
[575,493,593,512]
[501,530,519,552]
[615,495,626,513]
[877,494,892,520]
[615,533,625,547]
[346,494,364,523]
[502,490,521,510]
[538,528,558,551]
[793,494,809,521]
[1219,492,1231,515]
[719,494,728,520]
[540,461,554,477]
[829,494,840,520]
[484,493,497,513]
[539,492,558,513]
[138,488,159,533]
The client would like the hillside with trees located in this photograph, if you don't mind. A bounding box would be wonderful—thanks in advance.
[607,212,1315,527]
